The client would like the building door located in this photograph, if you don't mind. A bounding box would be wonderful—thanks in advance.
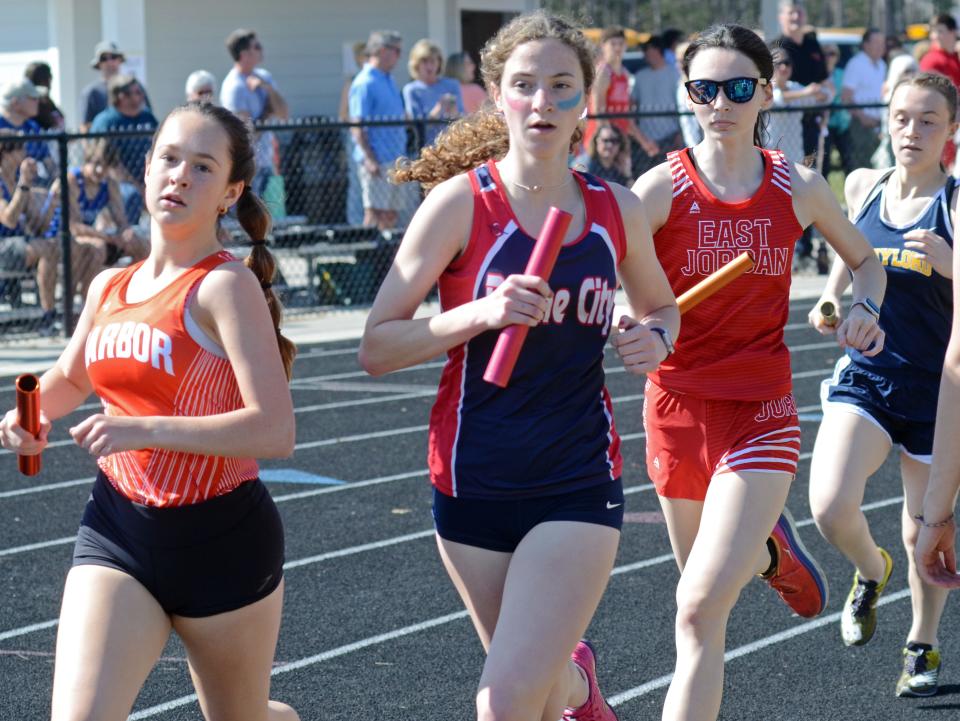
[460,10,518,81]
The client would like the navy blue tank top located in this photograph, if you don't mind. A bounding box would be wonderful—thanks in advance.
[0,178,26,237]
[850,170,954,379]
[45,168,110,238]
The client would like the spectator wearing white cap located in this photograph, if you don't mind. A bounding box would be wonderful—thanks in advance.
[79,41,152,132]
[185,70,218,103]
[0,80,55,179]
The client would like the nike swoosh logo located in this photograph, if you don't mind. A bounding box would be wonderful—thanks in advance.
[606,502,622,510]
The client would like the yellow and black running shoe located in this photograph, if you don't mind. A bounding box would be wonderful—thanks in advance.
[896,644,941,698]
[840,547,893,646]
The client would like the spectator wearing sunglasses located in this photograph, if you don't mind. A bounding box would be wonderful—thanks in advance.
[79,41,152,132]
[221,29,289,197]
[581,123,631,186]
[629,24,885,721]
[185,70,218,104]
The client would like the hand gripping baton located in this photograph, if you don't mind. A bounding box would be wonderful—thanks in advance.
[15,373,41,476]
[676,252,754,315]
[483,207,573,388]
[818,300,839,327]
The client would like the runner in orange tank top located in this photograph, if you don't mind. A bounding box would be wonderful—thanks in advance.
[622,24,887,721]
[0,103,299,721]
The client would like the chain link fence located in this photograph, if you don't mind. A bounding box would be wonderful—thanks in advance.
[0,105,887,341]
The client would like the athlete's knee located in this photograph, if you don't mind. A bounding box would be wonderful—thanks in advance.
[810,498,858,541]
[674,581,736,640]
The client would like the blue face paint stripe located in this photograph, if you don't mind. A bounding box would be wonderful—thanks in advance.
[557,90,582,111]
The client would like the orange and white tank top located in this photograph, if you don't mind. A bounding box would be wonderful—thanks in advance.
[84,250,258,507]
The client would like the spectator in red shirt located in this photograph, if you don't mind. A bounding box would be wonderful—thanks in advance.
[920,14,960,85]
[920,13,960,169]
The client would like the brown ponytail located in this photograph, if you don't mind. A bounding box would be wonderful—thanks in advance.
[152,101,297,379]
[237,185,296,380]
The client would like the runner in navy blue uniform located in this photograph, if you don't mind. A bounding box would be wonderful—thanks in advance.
[808,73,957,697]
[360,12,679,721]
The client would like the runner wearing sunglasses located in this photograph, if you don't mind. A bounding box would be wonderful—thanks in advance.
[626,24,886,721]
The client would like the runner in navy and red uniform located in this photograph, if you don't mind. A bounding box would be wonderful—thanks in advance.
[361,12,679,721]
[0,103,299,721]
[808,73,957,698]
[628,25,886,721]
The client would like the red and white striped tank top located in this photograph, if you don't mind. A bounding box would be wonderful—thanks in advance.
[648,147,803,400]
[84,251,258,507]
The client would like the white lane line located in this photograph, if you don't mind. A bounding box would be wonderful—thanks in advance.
[127,610,472,719]
[273,469,427,503]
[0,619,59,641]
[0,536,78,558]
[0,477,93,499]
[0,366,836,462]
[0,495,905,678]
[607,588,912,707]
[282,530,435,569]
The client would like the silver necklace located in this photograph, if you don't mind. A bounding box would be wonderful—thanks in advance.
[504,175,573,193]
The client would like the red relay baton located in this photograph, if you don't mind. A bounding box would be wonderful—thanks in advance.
[483,206,573,388]
[15,373,41,476]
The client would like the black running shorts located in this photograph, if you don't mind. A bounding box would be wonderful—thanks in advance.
[73,472,284,617]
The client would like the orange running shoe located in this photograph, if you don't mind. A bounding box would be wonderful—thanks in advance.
[761,508,829,618]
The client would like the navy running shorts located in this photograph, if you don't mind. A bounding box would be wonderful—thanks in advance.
[821,356,936,461]
[432,479,624,553]
[73,472,285,617]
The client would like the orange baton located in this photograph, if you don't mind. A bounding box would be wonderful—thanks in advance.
[15,373,41,476]
[483,206,573,388]
[676,252,754,315]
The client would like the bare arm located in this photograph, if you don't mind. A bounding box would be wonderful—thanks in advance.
[0,268,125,456]
[609,184,680,374]
[262,83,289,121]
[793,163,886,355]
[69,263,295,459]
[808,167,884,332]
[917,221,960,587]
[358,174,552,375]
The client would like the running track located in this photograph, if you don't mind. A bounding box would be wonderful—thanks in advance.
[0,298,957,720]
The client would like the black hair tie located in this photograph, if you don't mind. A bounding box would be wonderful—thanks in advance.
[261,281,273,290]
[251,239,267,246]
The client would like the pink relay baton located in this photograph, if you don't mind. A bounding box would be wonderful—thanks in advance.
[483,206,573,388]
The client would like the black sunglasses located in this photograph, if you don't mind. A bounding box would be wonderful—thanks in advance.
[685,77,768,105]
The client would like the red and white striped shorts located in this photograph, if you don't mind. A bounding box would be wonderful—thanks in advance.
[643,379,801,501]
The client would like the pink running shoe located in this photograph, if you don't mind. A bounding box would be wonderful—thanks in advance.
[563,640,619,721]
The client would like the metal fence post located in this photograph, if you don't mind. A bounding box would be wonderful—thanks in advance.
[58,134,72,338]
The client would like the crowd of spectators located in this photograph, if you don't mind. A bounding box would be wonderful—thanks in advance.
[4,4,960,327]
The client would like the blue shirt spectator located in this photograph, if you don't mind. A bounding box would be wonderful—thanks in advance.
[0,81,53,178]
[220,29,290,196]
[402,39,463,147]
[349,64,406,164]
[90,105,156,184]
[403,77,462,146]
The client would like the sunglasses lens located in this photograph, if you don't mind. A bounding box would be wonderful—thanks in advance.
[726,78,758,103]
[687,80,718,104]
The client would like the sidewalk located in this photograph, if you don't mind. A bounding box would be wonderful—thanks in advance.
[0,273,830,377]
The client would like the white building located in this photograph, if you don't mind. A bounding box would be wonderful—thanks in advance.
[0,0,535,127]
